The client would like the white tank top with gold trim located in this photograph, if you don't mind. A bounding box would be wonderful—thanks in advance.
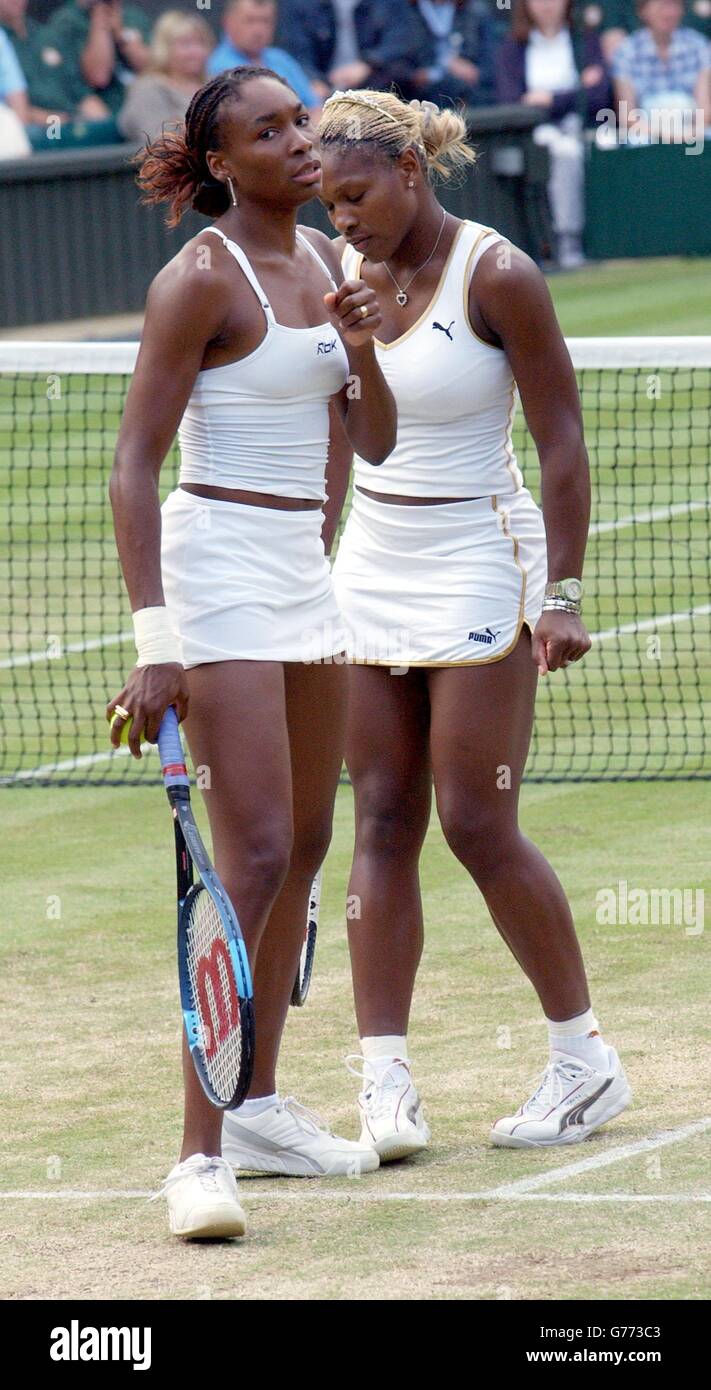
[341,219,523,497]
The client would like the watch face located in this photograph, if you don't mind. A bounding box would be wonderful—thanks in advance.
[563,579,583,602]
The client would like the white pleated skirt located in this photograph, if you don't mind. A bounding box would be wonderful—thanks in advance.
[160,488,346,666]
[331,487,548,666]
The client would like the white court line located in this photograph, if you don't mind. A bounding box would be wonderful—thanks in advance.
[0,630,132,671]
[2,1115,708,1206]
[0,1190,708,1205]
[2,596,709,782]
[0,741,155,785]
[589,498,710,537]
[591,603,711,644]
[1,502,707,673]
[2,601,708,680]
[483,1116,711,1197]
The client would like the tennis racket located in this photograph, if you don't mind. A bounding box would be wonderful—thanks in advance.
[290,867,321,1007]
[158,706,255,1109]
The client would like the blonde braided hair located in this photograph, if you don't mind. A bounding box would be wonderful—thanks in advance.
[319,89,476,181]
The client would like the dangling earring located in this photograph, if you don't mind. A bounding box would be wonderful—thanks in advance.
[226,176,238,207]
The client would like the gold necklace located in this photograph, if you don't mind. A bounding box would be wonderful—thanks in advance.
[382,209,448,307]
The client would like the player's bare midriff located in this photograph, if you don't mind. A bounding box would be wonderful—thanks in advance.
[356,485,486,505]
[180,483,323,510]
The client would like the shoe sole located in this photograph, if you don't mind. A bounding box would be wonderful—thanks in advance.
[374,1133,429,1163]
[489,1083,632,1149]
[170,1206,247,1239]
[223,1150,380,1177]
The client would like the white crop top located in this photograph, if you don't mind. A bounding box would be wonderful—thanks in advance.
[341,219,523,497]
[178,227,350,500]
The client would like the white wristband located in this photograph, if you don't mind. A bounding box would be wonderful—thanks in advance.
[132,606,181,668]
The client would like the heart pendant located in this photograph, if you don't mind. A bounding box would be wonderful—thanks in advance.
[396,291,408,307]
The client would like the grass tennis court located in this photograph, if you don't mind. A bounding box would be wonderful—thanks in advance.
[1,778,709,1300]
[2,260,710,1300]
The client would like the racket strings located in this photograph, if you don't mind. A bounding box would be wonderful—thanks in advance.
[186,890,243,1106]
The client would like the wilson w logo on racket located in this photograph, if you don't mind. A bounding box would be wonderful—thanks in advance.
[158,707,254,1108]
[197,939,240,1058]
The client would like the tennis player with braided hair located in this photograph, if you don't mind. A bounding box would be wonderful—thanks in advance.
[318,90,631,1158]
[107,67,397,1238]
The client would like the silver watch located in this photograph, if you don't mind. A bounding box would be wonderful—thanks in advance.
[545,578,584,604]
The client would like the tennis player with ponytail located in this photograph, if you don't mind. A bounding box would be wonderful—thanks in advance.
[319,91,631,1158]
[107,67,396,1239]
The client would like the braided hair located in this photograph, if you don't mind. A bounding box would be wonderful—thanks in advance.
[319,89,476,184]
[135,66,291,227]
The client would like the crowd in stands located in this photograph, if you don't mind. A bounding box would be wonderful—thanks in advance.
[2,0,710,264]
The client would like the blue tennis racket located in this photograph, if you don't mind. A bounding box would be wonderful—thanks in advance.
[290,868,321,1008]
[158,707,255,1109]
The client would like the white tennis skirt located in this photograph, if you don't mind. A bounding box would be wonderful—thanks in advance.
[160,488,346,666]
[331,487,548,666]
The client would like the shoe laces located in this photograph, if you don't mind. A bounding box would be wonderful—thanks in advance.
[345,1053,412,1117]
[277,1096,333,1137]
[521,1057,590,1117]
[151,1153,234,1203]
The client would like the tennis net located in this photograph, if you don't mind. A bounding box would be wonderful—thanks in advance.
[1,337,709,785]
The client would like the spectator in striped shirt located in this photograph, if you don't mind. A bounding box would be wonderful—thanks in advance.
[611,0,711,129]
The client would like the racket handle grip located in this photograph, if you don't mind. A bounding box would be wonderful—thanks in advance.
[158,706,189,788]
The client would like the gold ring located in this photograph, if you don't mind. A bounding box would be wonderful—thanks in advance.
[360,304,368,318]
[114,704,131,721]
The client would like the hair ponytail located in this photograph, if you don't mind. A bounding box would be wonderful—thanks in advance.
[134,66,291,227]
[409,100,477,182]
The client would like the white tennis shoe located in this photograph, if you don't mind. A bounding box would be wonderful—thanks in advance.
[222,1096,380,1176]
[157,1153,247,1238]
[347,1055,431,1162]
[490,1047,632,1148]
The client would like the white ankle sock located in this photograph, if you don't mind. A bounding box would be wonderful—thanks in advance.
[361,1035,409,1074]
[234,1092,278,1116]
[547,1009,609,1071]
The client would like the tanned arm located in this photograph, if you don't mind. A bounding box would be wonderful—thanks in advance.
[302,226,397,466]
[472,246,592,675]
[107,244,232,755]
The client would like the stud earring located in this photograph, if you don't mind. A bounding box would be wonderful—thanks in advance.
[227,175,238,207]
[408,180,415,188]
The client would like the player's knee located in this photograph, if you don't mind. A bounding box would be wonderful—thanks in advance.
[438,801,515,881]
[289,816,333,879]
[355,787,428,859]
[239,823,294,897]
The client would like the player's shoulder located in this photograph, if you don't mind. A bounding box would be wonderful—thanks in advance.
[146,232,237,318]
[473,240,545,300]
[470,240,552,333]
[298,225,345,280]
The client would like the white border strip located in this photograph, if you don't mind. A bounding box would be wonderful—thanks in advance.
[2,338,711,375]
[565,337,711,369]
[0,341,140,374]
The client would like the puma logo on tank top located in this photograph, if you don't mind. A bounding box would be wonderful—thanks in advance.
[341,220,524,500]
